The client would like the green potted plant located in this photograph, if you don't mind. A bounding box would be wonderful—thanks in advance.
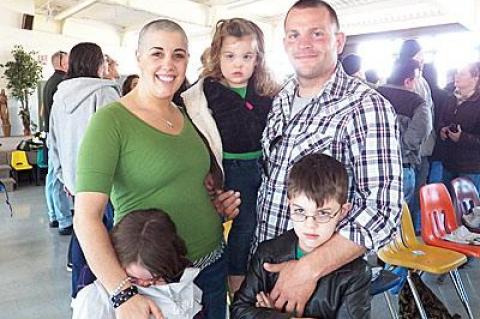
[1,45,43,136]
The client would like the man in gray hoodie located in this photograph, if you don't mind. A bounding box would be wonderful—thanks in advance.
[377,59,431,209]
[47,42,120,296]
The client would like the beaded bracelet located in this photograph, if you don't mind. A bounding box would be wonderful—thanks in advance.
[111,286,138,309]
[111,276,131,297]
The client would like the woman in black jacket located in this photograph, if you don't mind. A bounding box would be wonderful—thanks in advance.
[438,62,480,189]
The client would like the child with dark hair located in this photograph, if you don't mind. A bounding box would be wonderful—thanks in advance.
[72,209,203,319]
[231,153,371,319]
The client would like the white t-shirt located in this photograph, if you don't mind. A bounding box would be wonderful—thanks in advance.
[71,268,202,319]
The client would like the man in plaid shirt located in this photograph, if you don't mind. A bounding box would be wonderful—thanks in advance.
[252,0,403,315]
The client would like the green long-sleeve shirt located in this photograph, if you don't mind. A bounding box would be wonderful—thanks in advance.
[76,102,222,261]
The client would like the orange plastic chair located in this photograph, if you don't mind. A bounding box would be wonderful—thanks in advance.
[451,177,480,233]
[378,204,471,319]
[10,150,34,186]
[420,183,480,258]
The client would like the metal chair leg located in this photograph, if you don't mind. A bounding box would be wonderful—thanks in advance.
[383,291,398,319]
[449,269,475,319]
[406,271,428,319]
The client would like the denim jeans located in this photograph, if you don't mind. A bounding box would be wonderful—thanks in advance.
[223,159,262,275]
[194,253,227,319]
[403,167,415,209]
[71,200,114,298]
[44,156,72,229]
[428,160,444,184]
[412,157,430,233]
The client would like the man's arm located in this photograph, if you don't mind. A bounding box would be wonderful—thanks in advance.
[403,101,431,151]
[265,234,365,316]
[339,92,403,251]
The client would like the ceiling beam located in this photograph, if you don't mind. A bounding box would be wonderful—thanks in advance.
[54,0,98,21]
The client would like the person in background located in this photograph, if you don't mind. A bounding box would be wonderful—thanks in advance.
[444,68,457,94]
[377,59,430,209]
[43,50,72,234]
[72,209,203,319]
[104,54,120,81]
[49,42,121,298]
[182,17,278,294]
[365,69,380,87]
[250,1,402,316]
[74,19,233,319]
[423,63,454,183]
[121,74,139,96]
[397,39,433,233]
[341,54,364,80]
[438,62,480,190]
[232,154,371,319]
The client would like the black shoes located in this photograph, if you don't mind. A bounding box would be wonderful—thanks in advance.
[49,220,59,228]
[59,225,73,236]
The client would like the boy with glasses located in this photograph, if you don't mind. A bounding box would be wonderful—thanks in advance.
[232,153,371,318]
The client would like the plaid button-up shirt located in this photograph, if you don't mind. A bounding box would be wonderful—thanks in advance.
[255,65,403,251]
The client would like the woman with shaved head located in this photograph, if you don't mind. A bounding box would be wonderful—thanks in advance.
[74,19,230,319]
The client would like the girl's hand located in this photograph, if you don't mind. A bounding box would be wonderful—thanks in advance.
[116,294,164,319]
[448,125,462,143]
[204,173,216,197]
[256,291,274,308]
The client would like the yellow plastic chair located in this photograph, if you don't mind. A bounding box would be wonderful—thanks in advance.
[378,204,472,319]
[11,150,34,186]
[223,220,233,243]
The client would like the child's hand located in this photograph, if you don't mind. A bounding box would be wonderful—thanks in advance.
[255,291,274,308]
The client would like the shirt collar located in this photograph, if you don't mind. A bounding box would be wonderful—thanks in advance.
[279,62,350,103]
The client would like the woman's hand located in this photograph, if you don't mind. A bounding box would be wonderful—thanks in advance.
[116,294,164,319]
[448,125,462,143]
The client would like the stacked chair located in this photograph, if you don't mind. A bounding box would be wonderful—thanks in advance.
[451,177,480,233]
[378,204,470,319]
[419,183,477,319]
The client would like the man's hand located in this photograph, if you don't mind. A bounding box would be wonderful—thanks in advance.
[440,126,449,140]
[256,291,274,308]
[116,294,164,319]
[448,125,462,143]
[263,259,316,317]
[213,190,241,219]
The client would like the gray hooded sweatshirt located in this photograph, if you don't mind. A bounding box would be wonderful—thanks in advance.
[48,77,120,194]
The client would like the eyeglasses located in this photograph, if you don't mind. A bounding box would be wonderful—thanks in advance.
[128,270,183,287]
[290,206,342,224]
[129,274,165,287]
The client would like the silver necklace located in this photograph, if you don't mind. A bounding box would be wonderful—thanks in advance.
[160,103,177,128]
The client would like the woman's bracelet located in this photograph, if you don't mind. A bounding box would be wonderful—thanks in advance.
[111,286,138,309]
[111,276,131,297]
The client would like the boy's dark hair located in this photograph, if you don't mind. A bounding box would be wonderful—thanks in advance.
[66,42,104,79]
[387,59,420,87]
[285,0,340,31]
[288,153,348,206]
[111,209,191,282]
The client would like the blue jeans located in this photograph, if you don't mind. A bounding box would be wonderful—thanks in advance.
[412,157,430,233]
[403,167,415,209]
[72,201,114,298]
[223,159,262,276]
[428,160,444,184]
[194,253,227,319]
[44,156,72,229]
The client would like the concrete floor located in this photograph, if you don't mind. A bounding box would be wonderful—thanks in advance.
[0,185,479,318]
